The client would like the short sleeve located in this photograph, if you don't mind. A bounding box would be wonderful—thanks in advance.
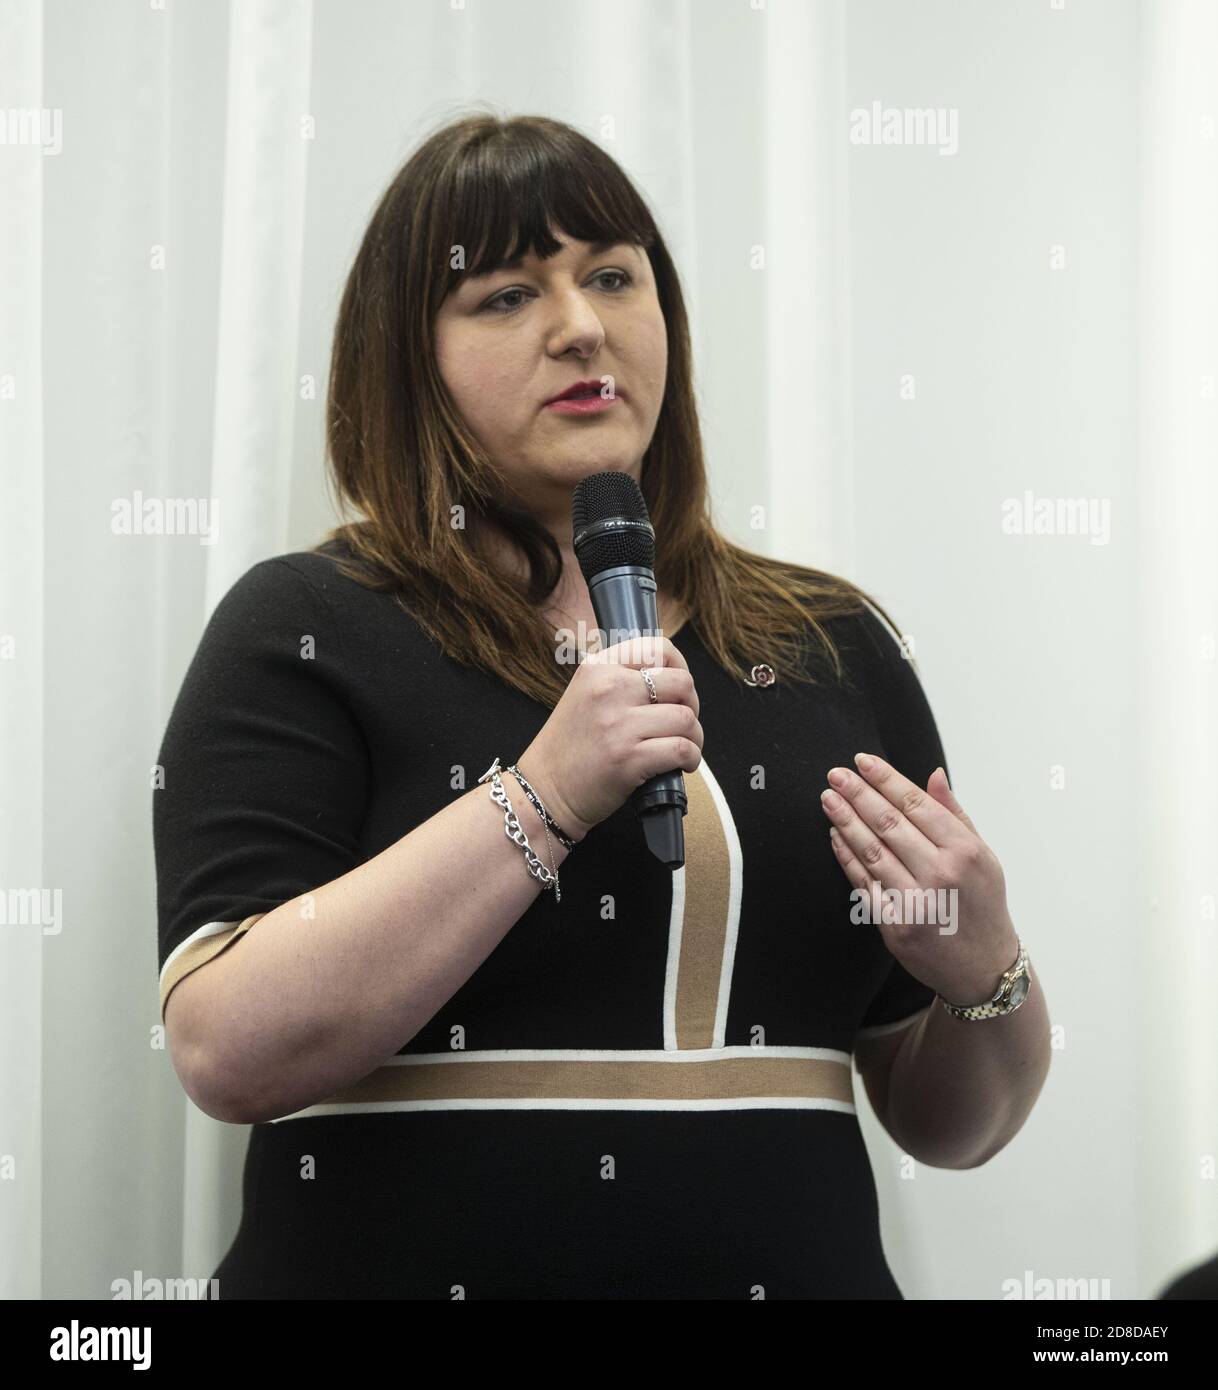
[848,600,952,1037]
[856,959,936,1037]
[153,556,371,1024]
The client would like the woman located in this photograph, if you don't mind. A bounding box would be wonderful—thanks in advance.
[154,112,1049,1299]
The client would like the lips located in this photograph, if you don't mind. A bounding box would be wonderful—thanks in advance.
[545,378,618,405]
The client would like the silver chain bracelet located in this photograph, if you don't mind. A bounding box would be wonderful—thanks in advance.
[503,763,578,850]
[477,756,563,902]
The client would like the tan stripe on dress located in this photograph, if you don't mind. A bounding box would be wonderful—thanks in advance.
[159,913,267,1022]
[311,1054,854,1107]
[672,765,734,1050]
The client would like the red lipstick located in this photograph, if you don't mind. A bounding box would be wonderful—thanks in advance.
[543,378,621,415]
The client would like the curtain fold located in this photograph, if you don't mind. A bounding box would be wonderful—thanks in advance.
[763,0,856,578]
[185,0,315,1283]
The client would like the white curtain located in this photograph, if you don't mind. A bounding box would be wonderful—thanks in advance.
[2,0,1213,1301]
[1134,0,1218,1295]
[1,0,46,1306]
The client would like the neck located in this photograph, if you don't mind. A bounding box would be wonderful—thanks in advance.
[482,515,683,640]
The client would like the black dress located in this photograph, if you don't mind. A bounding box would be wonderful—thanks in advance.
[153,539,948,1299]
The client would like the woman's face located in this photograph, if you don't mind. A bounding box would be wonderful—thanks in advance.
[434,229,668,523]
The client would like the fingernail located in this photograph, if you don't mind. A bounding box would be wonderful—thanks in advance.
[854,753,874,771]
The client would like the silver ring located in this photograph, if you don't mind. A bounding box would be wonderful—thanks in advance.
[640,667,658,703]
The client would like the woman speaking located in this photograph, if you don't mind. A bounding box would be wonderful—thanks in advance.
[153,112,1050,1299]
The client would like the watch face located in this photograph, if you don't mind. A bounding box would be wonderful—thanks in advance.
[1009,974,1030,1007]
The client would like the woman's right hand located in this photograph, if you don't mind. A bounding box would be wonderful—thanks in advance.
[519,634,703,842]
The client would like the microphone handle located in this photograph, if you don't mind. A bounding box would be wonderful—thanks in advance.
[586,564,688,870]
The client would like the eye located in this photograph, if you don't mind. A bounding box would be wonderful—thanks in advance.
[479,267,634,315]
[590,268,633,292]
[481,287,530,314]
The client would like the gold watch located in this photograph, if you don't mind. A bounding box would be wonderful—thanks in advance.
[938,939,1031,1021]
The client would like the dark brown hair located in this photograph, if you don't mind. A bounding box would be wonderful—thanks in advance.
[319,109,900,707]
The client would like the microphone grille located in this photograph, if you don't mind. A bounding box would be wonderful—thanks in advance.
[572,471,655,579]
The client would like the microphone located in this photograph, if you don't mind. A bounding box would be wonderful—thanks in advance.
[572,471,688,869]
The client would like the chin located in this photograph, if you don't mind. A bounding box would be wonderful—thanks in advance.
[566,455,642,481]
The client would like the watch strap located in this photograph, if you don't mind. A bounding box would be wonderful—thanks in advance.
[938,940,1031,1021]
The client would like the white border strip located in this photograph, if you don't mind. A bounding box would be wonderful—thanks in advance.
[662,860,686,1051]
[158,917,248,992]
[372,1044,852,1066]
[271,1096,859,1121]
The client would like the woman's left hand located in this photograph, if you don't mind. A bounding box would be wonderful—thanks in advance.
[821,753,1019,1006]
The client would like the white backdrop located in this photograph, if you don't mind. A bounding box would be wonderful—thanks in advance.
[2,0,1214,1301]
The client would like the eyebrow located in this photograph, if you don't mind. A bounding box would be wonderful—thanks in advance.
[481,239,627,274]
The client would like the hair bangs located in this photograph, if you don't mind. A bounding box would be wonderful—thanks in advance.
[433,124,657,299]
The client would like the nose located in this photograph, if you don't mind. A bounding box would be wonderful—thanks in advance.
[546,286,606,359]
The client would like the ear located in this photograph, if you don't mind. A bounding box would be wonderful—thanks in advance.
[926,766,978,835]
